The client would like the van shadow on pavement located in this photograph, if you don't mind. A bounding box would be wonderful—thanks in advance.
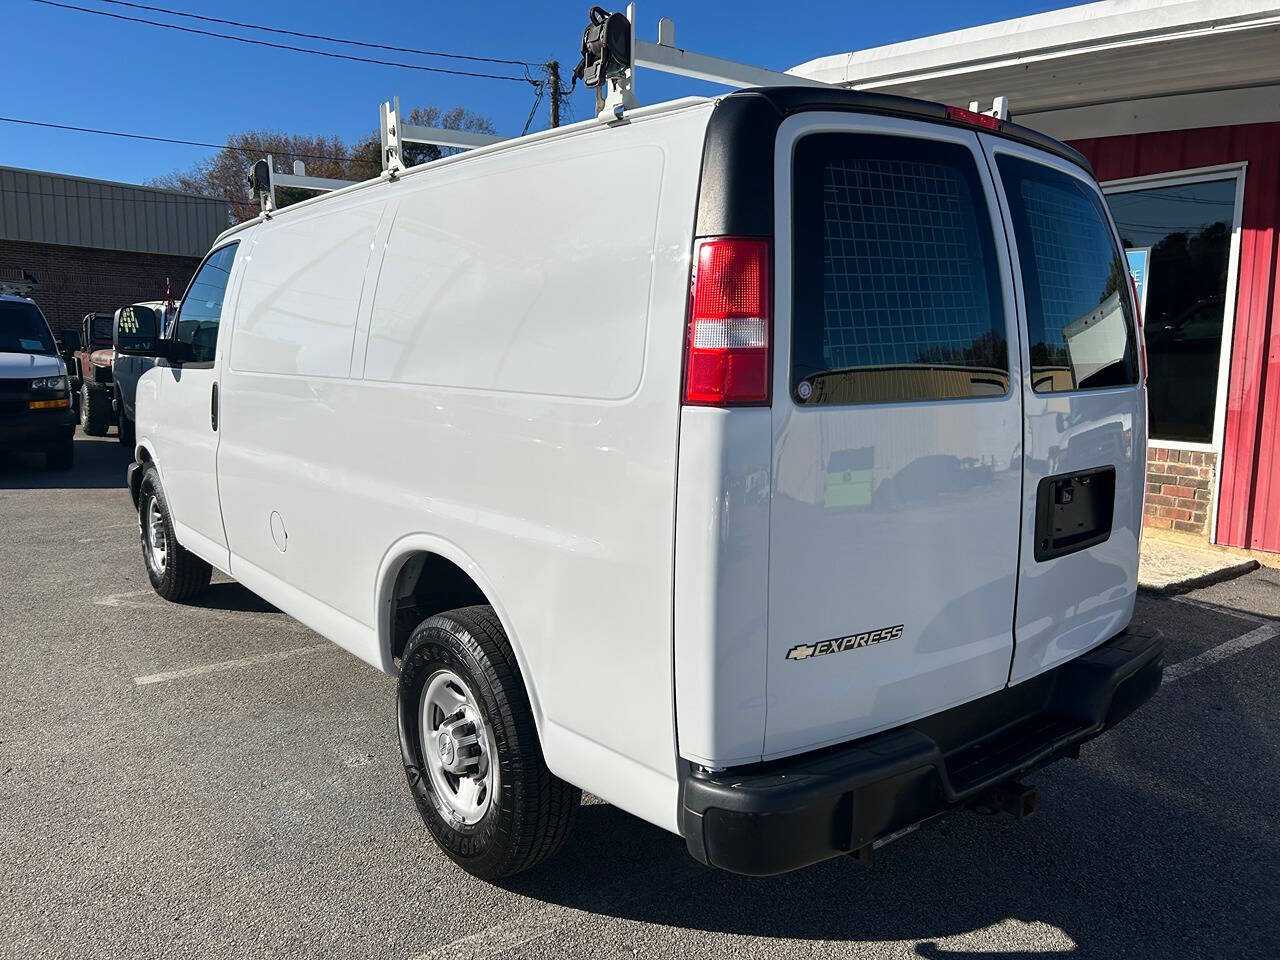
[0,433,131,490]
[184,579,282,615]
[497,704,1274,959]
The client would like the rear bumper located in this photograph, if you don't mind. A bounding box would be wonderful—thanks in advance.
[680,624,1164,875]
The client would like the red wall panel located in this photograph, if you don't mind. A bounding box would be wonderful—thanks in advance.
[1070,123,1280,553]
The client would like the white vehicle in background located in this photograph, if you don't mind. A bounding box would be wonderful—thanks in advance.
[120,83,1164,880]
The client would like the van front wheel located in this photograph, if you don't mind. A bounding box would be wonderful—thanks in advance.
[138,466,212,602]
[397,605,579,880]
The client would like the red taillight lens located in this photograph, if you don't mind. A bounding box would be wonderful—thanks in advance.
[945,105,1003,131]
[683,237,771,406]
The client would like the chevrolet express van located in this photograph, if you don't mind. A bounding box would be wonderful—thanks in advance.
[0,292,75,469]
[122,88,1165,880]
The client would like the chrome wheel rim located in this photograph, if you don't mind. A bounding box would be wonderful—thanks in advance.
[144,494,168,573]
[419,669,496,825]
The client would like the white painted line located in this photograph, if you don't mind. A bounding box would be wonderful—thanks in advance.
[94,588,157,608]
[1163,621,1280,684]
[411,861,706,960]
[133,643,332,686]
[1171,594,1268,625]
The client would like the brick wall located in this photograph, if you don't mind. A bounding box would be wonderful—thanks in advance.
[0,238,202,338]
[1145,448,1216,536]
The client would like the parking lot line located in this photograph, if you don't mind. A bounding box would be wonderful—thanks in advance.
[410,862,707,960]
[1162,621,1280,684]
[1172,594,1269,625]
[133,643,333,686]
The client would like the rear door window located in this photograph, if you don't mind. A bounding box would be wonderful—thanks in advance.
[996,155,1139,393]
[791,132,1009,406]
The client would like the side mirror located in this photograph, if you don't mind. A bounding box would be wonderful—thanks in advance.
[61,329,82,352]
[114,305,162,356]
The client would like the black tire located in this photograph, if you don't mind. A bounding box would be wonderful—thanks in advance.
[138,466,212,602]
[44,437,74,471]
[398,605,579,880]
[117,410,135,448]
[81,382,111,436]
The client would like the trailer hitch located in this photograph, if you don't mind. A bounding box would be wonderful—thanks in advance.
[968,779,1038,821]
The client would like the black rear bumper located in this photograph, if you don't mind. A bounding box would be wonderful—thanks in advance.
[680,624,1164,876]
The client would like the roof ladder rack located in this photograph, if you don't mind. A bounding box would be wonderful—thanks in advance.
[247,156,358,217]
[968,96,1012,121]
[584,4,1011,126]
[591,2,830,120]
[380,97,509,175]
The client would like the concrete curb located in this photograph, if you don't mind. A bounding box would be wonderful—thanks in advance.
[1138,558,1260,596]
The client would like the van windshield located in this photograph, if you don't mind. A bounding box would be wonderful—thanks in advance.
[0,301,57,355]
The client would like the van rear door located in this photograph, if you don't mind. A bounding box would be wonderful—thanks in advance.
[764,114,1024,759]
[980,137,1146,684]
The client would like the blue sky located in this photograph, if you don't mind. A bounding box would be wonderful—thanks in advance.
[2,0,1075,188]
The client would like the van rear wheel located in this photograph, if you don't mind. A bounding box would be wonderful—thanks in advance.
[138,466,211,602]
[397,605,579,880]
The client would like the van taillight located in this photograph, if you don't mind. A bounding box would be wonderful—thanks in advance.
[683,237,771,406]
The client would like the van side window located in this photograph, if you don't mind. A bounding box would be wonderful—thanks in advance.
[996,156,1139,393]
[791,133,1009,406]
[174,243,238,364]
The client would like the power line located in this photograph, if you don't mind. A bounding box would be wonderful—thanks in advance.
[92,0,539,67]
[29,0,535,83]
[0,115,361,164]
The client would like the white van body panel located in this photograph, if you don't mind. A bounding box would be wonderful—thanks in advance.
[761,113,1025,761]
[979,136,1145,684]
[210,101,716,832]
[673,406,773,768]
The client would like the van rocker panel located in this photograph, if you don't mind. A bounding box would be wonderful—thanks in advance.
[679,624,1163,876]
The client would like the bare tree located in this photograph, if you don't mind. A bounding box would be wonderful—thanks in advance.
[149,106,495,224]
[347,105,497,171]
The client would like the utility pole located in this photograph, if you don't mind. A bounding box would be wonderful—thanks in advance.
[547,60,561,128]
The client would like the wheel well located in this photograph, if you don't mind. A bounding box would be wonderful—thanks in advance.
[386,552,489,665]
[129,447,153,506]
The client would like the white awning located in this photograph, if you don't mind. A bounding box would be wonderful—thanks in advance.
[789,0,1280,139]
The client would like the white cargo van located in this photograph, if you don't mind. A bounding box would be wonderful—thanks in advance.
[122,87,1165,880]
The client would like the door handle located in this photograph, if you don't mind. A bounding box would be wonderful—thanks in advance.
[211,382,219,431]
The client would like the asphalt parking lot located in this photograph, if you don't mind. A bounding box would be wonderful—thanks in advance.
[2,430,1278,960]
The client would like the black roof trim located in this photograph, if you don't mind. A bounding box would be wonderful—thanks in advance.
[694,87,1093,238]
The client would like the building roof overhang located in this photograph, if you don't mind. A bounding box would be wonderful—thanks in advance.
[789,0,1280,139]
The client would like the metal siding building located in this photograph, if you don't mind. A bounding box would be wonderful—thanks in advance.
[0,166,227,258]
[792,0,1280,553]
[0,166,229,337]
